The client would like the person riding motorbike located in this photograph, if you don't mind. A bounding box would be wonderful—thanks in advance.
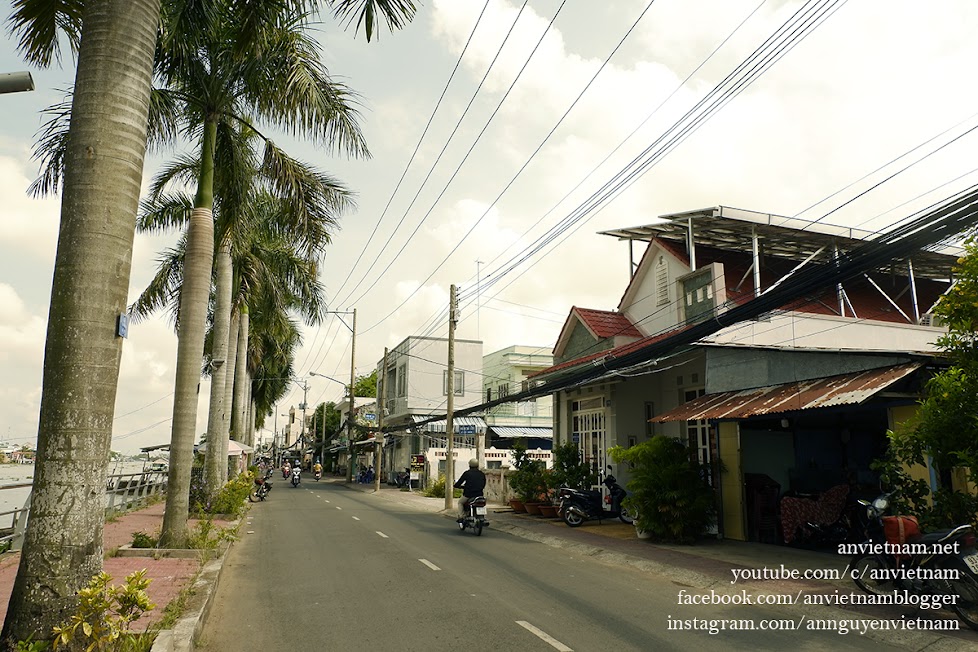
[453,458,487,523]
[282,461,291,478]
[313,460,323,480]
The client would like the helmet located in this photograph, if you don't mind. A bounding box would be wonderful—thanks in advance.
[468,458,478,468]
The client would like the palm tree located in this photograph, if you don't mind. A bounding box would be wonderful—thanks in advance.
[150,1,369,547]
[1,0,164,643]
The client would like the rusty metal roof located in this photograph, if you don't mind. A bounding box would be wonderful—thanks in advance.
[650,362,922,422]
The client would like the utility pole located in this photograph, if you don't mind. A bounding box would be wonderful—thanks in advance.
[475,260,482,340]
[346,308,358,483]
[300,379,309,467]
[374,347,388,492]
[444,284,457,512]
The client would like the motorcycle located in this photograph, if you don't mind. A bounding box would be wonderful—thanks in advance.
[458,496,489,536]
[847,491,978,630]
[558,466,634,527]
[249,469,273,502]
[314,469,322,481]
[290,467,301,487]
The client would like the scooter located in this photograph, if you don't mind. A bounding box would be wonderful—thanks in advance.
[558,466,634,527]
[847,491,978,630]
[457,496,489,536]
[314,469,322,481]
[290,466,301,487]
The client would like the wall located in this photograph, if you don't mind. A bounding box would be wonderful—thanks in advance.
[705,347,915,393]
[718,421,745,541]
[557,321,610,365]
[740,429,794,491]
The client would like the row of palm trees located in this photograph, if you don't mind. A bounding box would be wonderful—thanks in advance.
[1,0,417,646]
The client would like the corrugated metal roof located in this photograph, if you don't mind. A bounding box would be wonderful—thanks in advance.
[490,426,553,439]
[411,415,487,433]
[650,362,922,422]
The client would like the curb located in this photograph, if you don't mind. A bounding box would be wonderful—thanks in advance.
[147,525,238,652]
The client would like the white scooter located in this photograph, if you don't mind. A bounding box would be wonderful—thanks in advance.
[290,466,301,487]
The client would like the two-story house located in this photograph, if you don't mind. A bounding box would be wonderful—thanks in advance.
[482,345,554,469]
[377,335,484,487]
[532,205,959,544]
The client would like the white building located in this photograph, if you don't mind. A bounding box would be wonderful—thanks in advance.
[377,335,483,486]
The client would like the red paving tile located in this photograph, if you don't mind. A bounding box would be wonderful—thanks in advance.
[0,502,233,633]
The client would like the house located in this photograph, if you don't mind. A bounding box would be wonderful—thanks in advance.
[328,395,379,475]
[482,345,555,469]
[377,335,484,487]
[532,205,959,544]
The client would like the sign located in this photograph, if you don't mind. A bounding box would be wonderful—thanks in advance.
[571,432,580,444]
[410,454,424,481]
[458,424,476,435]
[364,413,376,420]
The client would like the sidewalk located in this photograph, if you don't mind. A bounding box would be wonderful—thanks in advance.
[0,501,230,635]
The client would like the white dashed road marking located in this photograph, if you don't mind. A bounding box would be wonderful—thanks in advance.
[516,622,573,651]
[419,559,441,571]
[376,532,389,538]
[352,516,360,521]
[336,506,342,510]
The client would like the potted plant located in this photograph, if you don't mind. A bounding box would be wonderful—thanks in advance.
[609,436,717,543]
[508,440,545,513]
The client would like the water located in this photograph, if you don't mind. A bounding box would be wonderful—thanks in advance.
[0,461,147,528]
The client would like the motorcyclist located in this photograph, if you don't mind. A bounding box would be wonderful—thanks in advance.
[291,464,300,486]
[282,461,291,478]
[453,458,487,522]
[313,460,323,476]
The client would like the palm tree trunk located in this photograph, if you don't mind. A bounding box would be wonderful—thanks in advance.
[231,305,250,443]
[203,238,233,501]
[0,0,161,643]
[160,118,218,548]
[222,310,240,484]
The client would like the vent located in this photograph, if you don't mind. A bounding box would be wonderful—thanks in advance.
[919,313,945,328]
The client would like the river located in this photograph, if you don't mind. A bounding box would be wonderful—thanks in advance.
[0,461,148,528]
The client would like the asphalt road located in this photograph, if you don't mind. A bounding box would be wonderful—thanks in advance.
[198,482,931,652]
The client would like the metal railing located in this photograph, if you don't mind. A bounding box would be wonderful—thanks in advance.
[0,471,168,553]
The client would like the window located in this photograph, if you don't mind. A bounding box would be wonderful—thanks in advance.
[644,401,655,436]
[498,383,510,398]
[486,387,493,402]
[397,365,406,397]
[655,257,669,306]
[443,370,464,396]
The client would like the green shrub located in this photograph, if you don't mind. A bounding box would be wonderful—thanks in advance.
[610,436,717,543]
[549,442,597,498]
[507,439,546,503]
[49,570,155,651]
[130,531,158,549]
[187,519,238,551]
[423,475,461,499]
[191,473,252,518]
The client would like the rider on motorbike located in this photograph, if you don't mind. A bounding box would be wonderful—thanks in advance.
[313,460,323,479]
[453,458,486,523]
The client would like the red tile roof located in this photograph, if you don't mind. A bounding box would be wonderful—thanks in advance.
[532,324,692,379]
[574,307,642,339]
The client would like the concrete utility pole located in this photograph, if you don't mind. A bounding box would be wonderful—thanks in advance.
[300,379,309,466]
[444,284,457,512]
[346,308,358,483]
[374,347,388,492]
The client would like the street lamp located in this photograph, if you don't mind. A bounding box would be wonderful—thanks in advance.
[0,71,34,94]
[322,310,357,483]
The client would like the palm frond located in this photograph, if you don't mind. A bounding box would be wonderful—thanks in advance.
[241,25,369,157]
[327,0,417,42]
[7,0,83,67]
[147,153,200,201]
[128,240,187,326]
[147,88,182,153]
[137,192,194,233]
[28,92,72,197]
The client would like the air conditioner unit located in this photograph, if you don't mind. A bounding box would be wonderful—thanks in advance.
[918,312,945,328]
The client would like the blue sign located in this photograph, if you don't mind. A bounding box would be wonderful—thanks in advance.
[364,413,376,421]
[458,424,476,435]
[571,432,580,444]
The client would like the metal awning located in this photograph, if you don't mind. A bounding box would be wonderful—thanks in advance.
[489,426,553,439]
[650,362,922,422]
[353,436,381,447]
[411,415,486,433]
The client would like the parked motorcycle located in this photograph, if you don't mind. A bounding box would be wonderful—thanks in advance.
[249,469,273,502]
[290,466,301,487]
[847,491,978,630]
[558,466,634,527]
[458,496,489,536]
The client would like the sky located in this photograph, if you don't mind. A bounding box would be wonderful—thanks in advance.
[2,0,978,455]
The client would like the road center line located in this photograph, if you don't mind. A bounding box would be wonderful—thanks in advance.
[516,621,573,652]
[419,559,441,571]
[352,516,360,521]
[335,506,342,510]
[376,532,388,538]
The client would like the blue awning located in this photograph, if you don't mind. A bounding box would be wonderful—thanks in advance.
[411,415,486,434]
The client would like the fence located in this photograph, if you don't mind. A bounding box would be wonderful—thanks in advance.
[0,470,168,553]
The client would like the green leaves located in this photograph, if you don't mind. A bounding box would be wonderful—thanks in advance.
[328,0,418,42]
[8,0,84,67]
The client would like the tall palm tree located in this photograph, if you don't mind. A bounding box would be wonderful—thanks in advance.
[1,0,163,643]
[135,118,351,503]
[150,1,368,546]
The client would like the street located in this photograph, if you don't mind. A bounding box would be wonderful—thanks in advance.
[196,482,943,652]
